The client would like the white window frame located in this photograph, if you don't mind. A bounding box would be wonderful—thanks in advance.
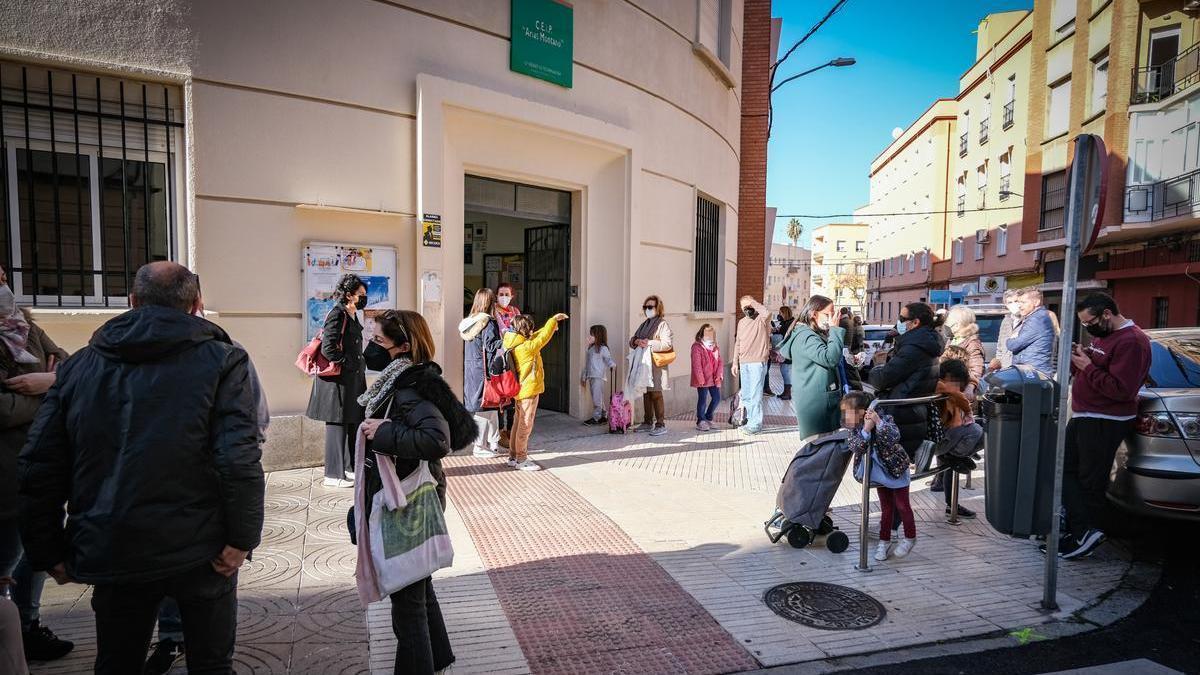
[856,240,865,252]
[908,254,915,273]
[836,239,847,252]
[1091,53,1109,115]
[997,225,1008,256]
[921,248,930,270]
[974,232,985,260]
[953,238,964,264]
[695,0,733,68]
[1047,78,1072,138]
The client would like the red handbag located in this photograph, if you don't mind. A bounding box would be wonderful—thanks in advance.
[295,310,346,377]
[481,346,519,408]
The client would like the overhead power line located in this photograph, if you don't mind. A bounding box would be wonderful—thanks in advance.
[773,204,1025,219]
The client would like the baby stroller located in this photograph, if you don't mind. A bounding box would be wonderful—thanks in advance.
[763,430,852,552]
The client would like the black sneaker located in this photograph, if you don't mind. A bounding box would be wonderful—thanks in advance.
[1038,533,1074,555]
[1061,529,1106,560]
[143,638,185,675]
[22,620,74,661]
[946,505,976,519]
[582,418,600,426]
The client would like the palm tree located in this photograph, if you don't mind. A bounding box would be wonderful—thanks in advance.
[786,218,803,249]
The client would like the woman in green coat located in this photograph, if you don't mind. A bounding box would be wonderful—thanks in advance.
[780,295,846,440]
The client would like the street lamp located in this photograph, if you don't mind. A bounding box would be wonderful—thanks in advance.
[771,57,856,94]
[999,190,1023,199]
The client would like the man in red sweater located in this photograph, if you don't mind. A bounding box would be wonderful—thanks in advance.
[1056,294,1151,560]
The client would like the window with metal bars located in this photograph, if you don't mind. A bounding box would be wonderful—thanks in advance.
[1153,297,1169,328]
[0,61,182,307]
[693,195,720,312]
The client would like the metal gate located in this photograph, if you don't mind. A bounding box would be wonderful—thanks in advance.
[524,224,571,412]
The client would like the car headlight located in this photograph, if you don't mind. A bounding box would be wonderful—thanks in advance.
[1175,414,1200,439]
[1136,412,1179,437]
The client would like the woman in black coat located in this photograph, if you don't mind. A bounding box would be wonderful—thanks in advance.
[869,302,943,459]
[306,274,368,486]
[358,310,477,675]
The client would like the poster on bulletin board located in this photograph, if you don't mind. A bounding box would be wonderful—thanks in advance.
[302,242,397,352]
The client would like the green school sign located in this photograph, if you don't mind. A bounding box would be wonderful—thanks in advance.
[510,0,573,88]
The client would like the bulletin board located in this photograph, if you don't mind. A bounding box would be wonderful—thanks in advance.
[302,242,397,346]
[484,253,524,303]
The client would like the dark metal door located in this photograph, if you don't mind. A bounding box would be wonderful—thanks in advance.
[524,224,570,412]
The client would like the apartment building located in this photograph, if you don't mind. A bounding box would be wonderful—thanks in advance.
[864,100,956,323]
[811,223,869,315]
[1020,0,1138,318]
[764,242,811,311]
[946,11,1043,304]
[1107,0,1200,327]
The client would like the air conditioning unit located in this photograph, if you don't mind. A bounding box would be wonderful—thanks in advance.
[976,228,990,244]
[978,276,1005,294]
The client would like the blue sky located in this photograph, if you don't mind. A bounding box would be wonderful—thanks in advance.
[767,0,1032,247]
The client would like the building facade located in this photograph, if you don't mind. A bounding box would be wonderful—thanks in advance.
[0,0,759,468]
[864,100,956,323]
[810,223,868,315]
[764,242,811,312]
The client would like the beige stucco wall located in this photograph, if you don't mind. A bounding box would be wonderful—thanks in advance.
[1,0,745,467]
[810,223,868,314]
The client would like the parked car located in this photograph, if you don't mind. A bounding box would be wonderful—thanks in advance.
[861,324,896,380]
[1107,328,1200,522]
[965,303,1009,362]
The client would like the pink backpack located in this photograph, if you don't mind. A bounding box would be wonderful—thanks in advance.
[609,390,632,434]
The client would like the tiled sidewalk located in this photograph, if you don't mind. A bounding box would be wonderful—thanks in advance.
[30,372,1150,673]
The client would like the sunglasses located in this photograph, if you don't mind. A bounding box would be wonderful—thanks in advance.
[643,305,656,311]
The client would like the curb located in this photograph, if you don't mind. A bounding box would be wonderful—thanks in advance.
[744,557,1161,674]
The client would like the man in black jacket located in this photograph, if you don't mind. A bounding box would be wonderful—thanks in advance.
[17,261,265,674]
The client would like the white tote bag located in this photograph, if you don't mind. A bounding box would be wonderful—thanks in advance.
[367,458,454,597]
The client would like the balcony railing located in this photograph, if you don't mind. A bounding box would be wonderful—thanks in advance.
[1125,165,1200,222]
[999,174,1011,199]
[1002,100,1014,129]
[956,195,966,216]
[959,133,968,157]
[1132,42,1200,105]
[1108,241,1200,272]
[979,118,990,145]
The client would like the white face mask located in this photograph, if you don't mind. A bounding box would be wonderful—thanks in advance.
[498,296,512,308]
[1006,302,1021,317]
[702,339,714,348]
[645,308,656,319]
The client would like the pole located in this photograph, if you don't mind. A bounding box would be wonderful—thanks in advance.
[1043,142,1088,610]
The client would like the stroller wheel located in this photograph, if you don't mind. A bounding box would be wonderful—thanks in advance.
[817,515,835,535]
[786,526,812,549]
[825,530,850,554]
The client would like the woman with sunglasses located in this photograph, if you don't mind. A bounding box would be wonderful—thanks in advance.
[629,295,674,436]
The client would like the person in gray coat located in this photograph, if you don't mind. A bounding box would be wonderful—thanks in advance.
[990,289,1021,371]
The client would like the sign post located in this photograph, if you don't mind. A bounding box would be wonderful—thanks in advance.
[1043,134,1107,610]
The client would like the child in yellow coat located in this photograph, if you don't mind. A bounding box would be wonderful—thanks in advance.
[502,312,569,470]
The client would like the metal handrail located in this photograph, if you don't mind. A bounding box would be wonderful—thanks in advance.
[856,394,958,573]
[1131,40,1200,105]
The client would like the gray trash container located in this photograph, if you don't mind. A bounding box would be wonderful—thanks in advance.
[980,366,1059,538]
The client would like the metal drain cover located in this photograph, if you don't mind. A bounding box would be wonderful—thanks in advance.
[763,581,886,630]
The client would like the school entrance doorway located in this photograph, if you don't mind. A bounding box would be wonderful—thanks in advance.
[464,175,572,412]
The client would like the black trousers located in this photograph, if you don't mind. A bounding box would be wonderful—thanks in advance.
[1062,416,1132,540]
[391,577,454,674]
[91,563,238,675]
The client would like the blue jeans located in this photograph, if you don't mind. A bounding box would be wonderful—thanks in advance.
[739,362,767,432]
[696,386,721,422]
[781,361,792,386]
[0,518,45,629]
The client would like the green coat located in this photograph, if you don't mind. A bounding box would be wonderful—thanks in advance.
[781,324,845,439]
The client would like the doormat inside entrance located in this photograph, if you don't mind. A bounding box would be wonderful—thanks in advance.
[763,581,886,630]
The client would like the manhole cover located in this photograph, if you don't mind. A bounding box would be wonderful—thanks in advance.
[763,582,886,630]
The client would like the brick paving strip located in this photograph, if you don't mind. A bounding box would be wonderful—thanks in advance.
[441,454,761,674]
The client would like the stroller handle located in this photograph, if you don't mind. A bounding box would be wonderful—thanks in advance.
[867,394,945,411]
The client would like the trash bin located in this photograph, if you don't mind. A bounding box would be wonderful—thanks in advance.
[980,366,1059,538]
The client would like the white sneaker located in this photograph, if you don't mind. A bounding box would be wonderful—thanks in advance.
[323,477,353,488]
[505,459,519,468]
[473,447,500,458]
[515,459,542,471]
[699,420,712,432]
[894,537,916,558]
[874,541,891,562]
[649,425,668,437]
[696,421,705,431]
[344,470,355,480]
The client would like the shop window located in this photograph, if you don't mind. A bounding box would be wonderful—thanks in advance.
[693,195,721,312]
[1153,297,1169,328]
[1,61,181,307]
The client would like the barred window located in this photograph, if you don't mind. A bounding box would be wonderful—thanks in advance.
[1040,170,1067,231]
[1,61,182,307]
[693,195,720,312]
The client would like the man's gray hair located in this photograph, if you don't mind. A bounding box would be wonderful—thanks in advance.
[1002,288,1019,302]
[131,262,200,313]
[1016,286,1042,302]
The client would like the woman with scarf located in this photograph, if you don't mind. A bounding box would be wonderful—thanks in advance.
[628,295,674,436]
[943,305,985,398]
[357,310,477,675]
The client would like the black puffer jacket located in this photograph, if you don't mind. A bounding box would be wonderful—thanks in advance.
[869,325,943,457]
[17,306,264,584]
[365,361,478,510]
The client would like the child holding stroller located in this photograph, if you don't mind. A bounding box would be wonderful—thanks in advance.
[844,391,917,561]
[581,324,616,426]
[690,323,723,432]
[503,312,569,471]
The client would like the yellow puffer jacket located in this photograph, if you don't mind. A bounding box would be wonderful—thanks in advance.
[502,317,559,400]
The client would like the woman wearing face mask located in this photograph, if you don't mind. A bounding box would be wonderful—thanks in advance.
[629,295,674,436]
[869,302,942,459]
[990,289,1022,372]
[943,305,985,397]
[356,310,477,675]
[306,273,369,487]
[780,295,845,439]
[492,283,521,447]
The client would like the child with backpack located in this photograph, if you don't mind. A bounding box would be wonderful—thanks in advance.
[503,312,569,471]
[690,323,723,432]
[844,391,916,561]
[581,324,617,426]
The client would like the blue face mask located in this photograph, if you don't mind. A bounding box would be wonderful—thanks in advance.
[896,319,909,335]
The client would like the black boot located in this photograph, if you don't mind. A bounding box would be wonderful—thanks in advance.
[22,620,74,661]
[779,385,792,401]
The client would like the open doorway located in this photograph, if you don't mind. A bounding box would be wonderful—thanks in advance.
[464,175,572,412]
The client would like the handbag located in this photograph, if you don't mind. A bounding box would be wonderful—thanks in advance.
[367,458,454,596]
[295,309,346,377]
[482,346,520,408]
[652,349,676,368]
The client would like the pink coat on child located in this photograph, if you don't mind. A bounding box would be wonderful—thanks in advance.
[691,341,724,388]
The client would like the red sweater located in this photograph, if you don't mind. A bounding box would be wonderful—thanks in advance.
[1071,322,1152,418]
